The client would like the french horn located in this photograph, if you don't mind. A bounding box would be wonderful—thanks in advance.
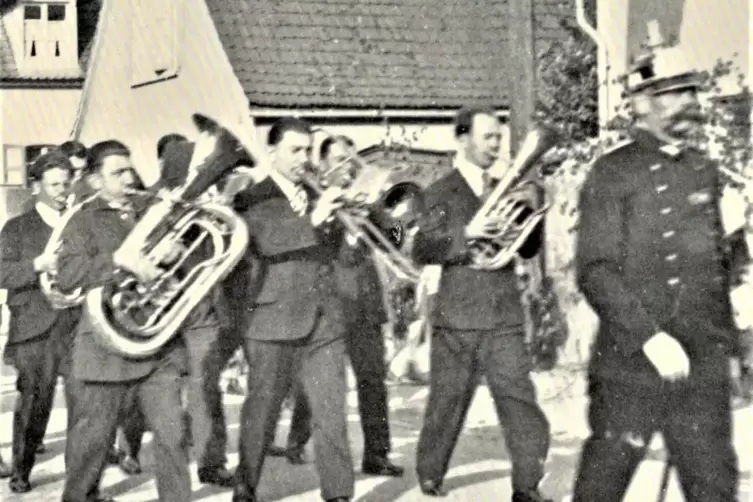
[465,124,561,270]
[87,113,258,359]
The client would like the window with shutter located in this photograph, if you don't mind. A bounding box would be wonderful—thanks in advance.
[2,146,27,187]
[131,0,180,87]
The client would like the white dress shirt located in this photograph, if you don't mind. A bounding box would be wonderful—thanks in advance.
[454,153,493,198]
[35,201,64,228]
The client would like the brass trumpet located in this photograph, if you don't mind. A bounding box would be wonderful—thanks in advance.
[299,157,424,284]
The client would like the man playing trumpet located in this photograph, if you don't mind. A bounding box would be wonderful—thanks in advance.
[0,150,81,493]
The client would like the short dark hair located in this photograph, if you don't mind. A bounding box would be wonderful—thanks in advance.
[156,133,187,160]
[28,149,74,182]
[267,117,313,146]
[59,140,87,160]
[454,106,499,138]
[320,135,355,160]
[86,140,131,174]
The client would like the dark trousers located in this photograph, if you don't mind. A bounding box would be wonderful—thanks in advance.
[572,374,738,502]
[61,359,190,502]
[285,320,391,458]
[6,316,76,480]
[237,316,354,500]
[116,322,242,468]
[416,327,550,492]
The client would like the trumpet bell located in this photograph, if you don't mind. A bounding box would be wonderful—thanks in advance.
[369,182,425,249]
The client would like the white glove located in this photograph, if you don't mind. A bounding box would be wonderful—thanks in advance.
[113,247,162,283]
[643,331,691,381]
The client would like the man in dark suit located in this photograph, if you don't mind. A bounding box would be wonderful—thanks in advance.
[267,134,403,477]
[411,107,551,502]
[114,134,240,486]
[0,151,81,493]
[57,140,190,502]
[571,38,743,501]
[231,118,355,502]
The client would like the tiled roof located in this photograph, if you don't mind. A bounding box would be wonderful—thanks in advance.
[0,0,101,81]
[206,0,577,110]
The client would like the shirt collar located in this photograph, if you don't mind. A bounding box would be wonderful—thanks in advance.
[35,201,64,228]
[455,153,490,197]
[268,168,301,205]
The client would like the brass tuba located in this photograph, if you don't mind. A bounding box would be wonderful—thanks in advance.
[87,113,258,359]
[300,154,425,285]
[40,192,100,309]
[465,124,561,270]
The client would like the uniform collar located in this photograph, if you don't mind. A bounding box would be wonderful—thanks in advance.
[632,126,686,158]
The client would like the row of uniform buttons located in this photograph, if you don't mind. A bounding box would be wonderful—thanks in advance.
[651,163,681,286]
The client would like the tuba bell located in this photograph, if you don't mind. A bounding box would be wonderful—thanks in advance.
[465,124,561,270]
[87,113,258,359]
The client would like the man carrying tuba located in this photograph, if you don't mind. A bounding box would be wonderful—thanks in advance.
[56,140,191,502]
[411,107,552,502]
[0,150,81,494]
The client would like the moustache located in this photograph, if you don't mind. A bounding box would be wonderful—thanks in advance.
[671,108,705,124]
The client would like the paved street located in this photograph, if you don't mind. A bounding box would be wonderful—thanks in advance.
[0,369,751,502]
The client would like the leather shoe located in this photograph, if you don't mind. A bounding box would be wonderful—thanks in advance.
[231,484,258,502]
[0,458,11,478]
[198,465,235,487]
[362,456,404,477]
[36,442,47,454]
[419,479,448,497]
[512,490,553,502]
[9,474,31,493]
[119,454,142,475]
[325,498,351,501]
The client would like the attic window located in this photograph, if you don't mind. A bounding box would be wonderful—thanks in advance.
[23,5,42,20]
[131,0,181,87]
[48,5,66,22]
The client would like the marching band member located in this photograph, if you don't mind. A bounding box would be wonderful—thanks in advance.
[411,107,552,502]
[231,118,356,502]
[267,134,404,477]
[57,140,190,502]
[59,140,92,202]
[571,35,743,501]
[0,151,80,493]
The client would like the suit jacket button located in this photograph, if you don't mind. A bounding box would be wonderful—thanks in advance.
[667,277,681,287]
[665,253,678,262]
[662,230,676,239]
[660,207,673,215]
[656,184,669,193]
[650,163,662,171]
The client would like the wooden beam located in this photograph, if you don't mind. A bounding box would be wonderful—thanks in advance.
[507,0,536,157]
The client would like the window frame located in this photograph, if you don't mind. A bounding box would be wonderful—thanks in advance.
[130,0,181,88]
[1,145,28,188]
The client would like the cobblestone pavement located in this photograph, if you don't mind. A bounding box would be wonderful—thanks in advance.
[0,370,751,501]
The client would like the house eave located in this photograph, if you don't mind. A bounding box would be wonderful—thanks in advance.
[248,106,511,120]
[0,78,85,89]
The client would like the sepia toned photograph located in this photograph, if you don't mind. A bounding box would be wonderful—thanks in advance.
[0,0,750,501]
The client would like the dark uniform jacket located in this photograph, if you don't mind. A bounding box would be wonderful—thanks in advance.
[0,208,66,344]
[576,128,741,386]
[412,169,541,331]
[56,195,186,382]
[335,256,387,328]
[237,177,361,342]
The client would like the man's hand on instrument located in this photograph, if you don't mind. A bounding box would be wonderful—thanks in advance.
[643,331,691,382]
[34,251,58,273]
[113,247,162,283]
[311,187,345,227]
[150,239,183,266]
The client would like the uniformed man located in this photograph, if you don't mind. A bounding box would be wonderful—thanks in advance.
[267,135,404,477]
[57,140,190,502]
[572,34,745,501]
[0,151,80,493]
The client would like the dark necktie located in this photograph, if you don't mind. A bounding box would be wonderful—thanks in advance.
[481,171,493,200]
